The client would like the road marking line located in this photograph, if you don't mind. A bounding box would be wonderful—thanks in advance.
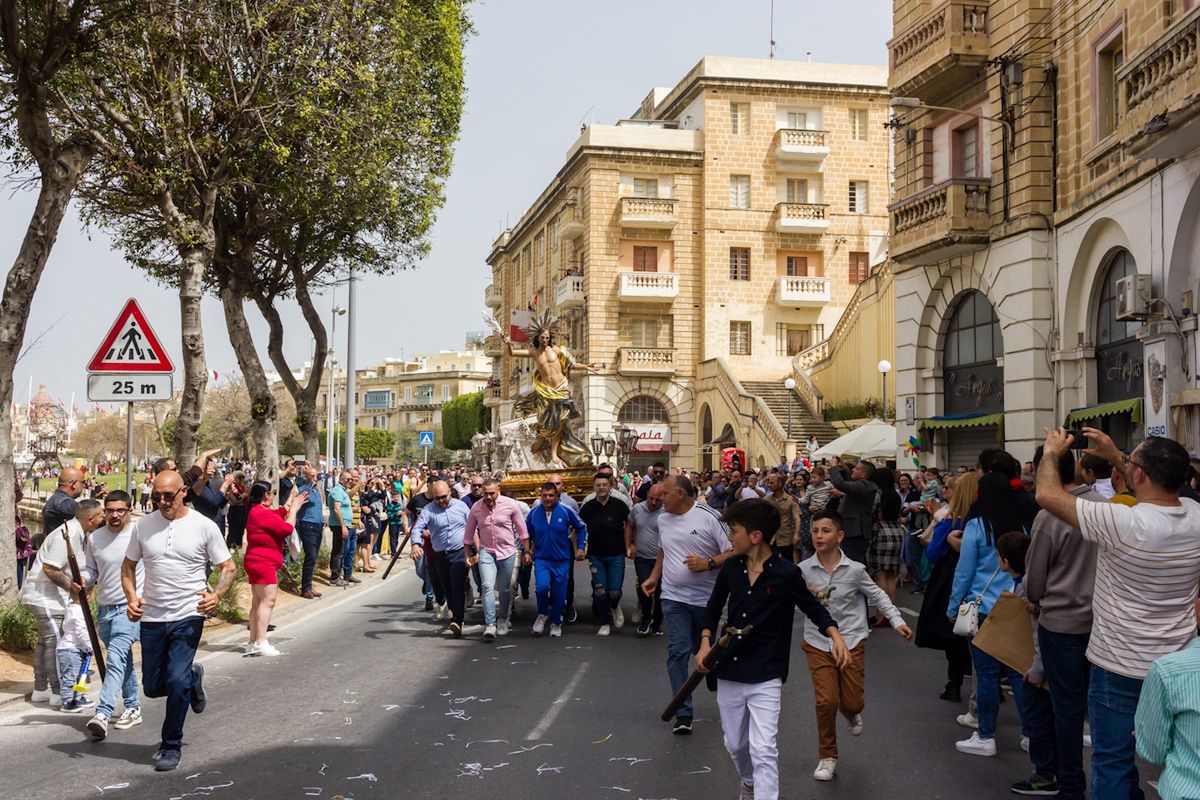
[899,606,920,618]
[525,662,588,741]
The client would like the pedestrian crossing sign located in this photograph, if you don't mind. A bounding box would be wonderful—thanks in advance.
[418,431,435,448]
[87,298,174,373]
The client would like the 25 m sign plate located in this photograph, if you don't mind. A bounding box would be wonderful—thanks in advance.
[87,373,173,402]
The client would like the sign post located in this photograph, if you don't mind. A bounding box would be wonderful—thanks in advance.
[418,431,435,465]
[86,299,175,496]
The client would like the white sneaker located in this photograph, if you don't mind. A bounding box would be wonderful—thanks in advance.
[483,624,497,641]
[256,641,281,657]
[437,603,449,621]
[29,688,52,703]
[597,625,611,637]
[955,732,997,756]
[496,619,510,636]
[612,605,625,629]
[244,641,260,656]
[532,614,548,636]
[49,695,63,708]
[86,713,108,739]
[549,624,563,638]
[631,607,643,625]
[1020,735,1030,753]
[847,712,863,736]
[956,711,979,729]
[113,707,143,730]
[813,757,837,781]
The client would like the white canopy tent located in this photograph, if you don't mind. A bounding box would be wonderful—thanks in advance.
[810,419,898,460]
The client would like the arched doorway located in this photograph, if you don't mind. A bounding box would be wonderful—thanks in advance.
[1089,249,1143,448]
[938,290,1004,469]
[618,395,673,473]
[700,404,713,472]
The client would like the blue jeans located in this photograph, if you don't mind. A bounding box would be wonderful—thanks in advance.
[662,598,707,720]
[297,521,323,592]
[588,555,625,626]
[534,559,571,625]
[1038,626,1091,799]
[478,550,516,625]
[96,604,140,718]
[414,553,435,600]
[1021,681,1057,780]
[56,647,87,704]
[140,616,204,751]
[341,529,359,577]
[633,556,663,630]
[969,620,1026,739]
[1089,664,1145,800]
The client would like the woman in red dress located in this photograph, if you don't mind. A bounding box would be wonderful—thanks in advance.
[243,480,307,656]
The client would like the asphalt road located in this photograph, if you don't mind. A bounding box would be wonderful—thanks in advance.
[0,561,1161,800]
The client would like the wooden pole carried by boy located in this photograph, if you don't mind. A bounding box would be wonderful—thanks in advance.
[62,528,106,680]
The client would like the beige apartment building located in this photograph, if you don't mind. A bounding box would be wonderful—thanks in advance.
[484,56,889,471]
[888,0,1200,467]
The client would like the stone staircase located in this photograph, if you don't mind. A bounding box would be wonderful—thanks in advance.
[740,380,839,451]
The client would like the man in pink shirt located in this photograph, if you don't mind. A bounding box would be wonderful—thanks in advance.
[465,478,530,640]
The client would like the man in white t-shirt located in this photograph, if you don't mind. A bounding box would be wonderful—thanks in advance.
[122,471,234,772]
[739,472,765,502]
[1037,427,1200,800]
[641,475,734,735]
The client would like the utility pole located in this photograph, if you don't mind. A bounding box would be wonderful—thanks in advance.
[345,267,357,468]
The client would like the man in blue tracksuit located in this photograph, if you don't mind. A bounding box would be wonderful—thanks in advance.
[525,482,587,639]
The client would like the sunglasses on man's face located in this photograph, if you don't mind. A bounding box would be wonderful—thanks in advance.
[434,494,451,502]
[151,490,180,504]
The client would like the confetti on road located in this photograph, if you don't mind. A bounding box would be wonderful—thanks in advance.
[466,739,509,748]
[92,783,130,794]
[446,709,472,721]
[508,743,553,755]
[319,764,329,776]
[592,733,613,744]
[609,756,652,766]
[303,788,322,797]
[687,766,712,775]
[346,774,377,782]
[601,788,631,793]
[535,763,563,775]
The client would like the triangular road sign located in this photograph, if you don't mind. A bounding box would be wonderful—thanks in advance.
[87,299,174,373]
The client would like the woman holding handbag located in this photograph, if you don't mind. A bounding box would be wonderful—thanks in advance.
[945,471,1024,758]
[244,481,307,656]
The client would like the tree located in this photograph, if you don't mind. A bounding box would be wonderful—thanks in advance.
[319,427,395,461]
[70,412,155,463]
[441,391,489,450]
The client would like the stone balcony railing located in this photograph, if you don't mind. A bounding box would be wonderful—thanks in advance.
[889,177,990,266]
[618,271,679,303]
[889,0,989,99]
[483,386,503,407]
[617,347,676,377]
[774,128,830,163]
[483,334,503,357]
[558,202,586,239]
[776,275,831,307]
[555,274,585,309]
[484,283,501,309]
[619,196,677,230]
[774,202,831,233]
[1117,2,1200,159]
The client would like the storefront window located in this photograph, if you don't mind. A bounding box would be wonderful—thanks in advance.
[942,290,1003,415]
[619,395,671,472]
[1095,249,1143,403]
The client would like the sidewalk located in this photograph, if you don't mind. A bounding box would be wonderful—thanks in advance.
[0,552,414,708]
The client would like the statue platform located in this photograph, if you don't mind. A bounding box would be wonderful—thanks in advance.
[500,466,595,504]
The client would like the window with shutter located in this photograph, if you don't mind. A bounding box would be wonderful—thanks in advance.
[729,175,750,208]
[729,247,750,281]
[848,181,869,213]
[786,178,808,203]
[730,321,752,356]
[849,251,870,284]
[730,102,748,134]
[633,246,658,272]
[850,108,870,140]
[630,318,660,348]
[633,177,659,198]
[786,111,807,129]
[786,255,808,277]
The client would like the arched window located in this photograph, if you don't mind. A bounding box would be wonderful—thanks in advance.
[700,404,714,471]
[942,290,1004,415]
[618,395,669,424]
[1095,249,1144,403]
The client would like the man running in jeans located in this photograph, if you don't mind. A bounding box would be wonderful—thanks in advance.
[294,463,325,599]
[83,491,144,739]
[641,475,735,735]
[626,481,665,636]
[122,471,235,772]
[580,473,630,637]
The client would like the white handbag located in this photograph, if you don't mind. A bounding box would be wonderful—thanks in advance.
[286,529,303,561]
[953,565,1001,637]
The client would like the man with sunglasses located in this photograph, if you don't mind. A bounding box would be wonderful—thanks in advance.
[41,466,84,544]
[122,471,235,772]
[409,480,471,638]
[82,490,144,740]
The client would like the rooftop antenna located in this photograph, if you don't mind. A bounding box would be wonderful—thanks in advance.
[769,0,776,59]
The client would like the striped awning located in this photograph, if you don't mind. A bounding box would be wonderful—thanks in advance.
[1064,398,1142,426]
[921,412,1004,431]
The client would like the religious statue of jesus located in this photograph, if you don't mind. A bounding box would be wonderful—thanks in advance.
[503,310,598,467]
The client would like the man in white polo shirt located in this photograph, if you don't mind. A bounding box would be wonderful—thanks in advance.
[1037,427,1200,800]
[122,470,235,772]
[82,490,144,740]
[641,474,735,735]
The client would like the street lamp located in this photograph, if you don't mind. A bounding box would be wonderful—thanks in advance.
[603,434,616,460]
[325,303,346,470]
[878,360,892,422]
[590,429,605,462]
[784,377,797,443]
[888,97,1014,140]
[618,425,639,473]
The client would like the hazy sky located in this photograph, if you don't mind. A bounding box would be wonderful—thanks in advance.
[0,0,890,410]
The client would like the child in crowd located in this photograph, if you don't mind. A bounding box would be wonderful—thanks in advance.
[799,510,913,781]
[55,598,94,713]
[697,499,848,800]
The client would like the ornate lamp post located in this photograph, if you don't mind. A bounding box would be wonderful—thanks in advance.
[618,425,639,474]
[878,360,892,421]
[590,429,605,463]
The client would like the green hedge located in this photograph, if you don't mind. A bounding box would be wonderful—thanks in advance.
[441,391,490,450]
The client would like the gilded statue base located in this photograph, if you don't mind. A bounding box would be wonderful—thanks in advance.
[501,466,595,504]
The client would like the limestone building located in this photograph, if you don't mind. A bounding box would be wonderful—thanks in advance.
[484,56,890,471]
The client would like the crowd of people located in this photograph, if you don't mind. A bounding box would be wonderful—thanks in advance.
[10,426,1200,799]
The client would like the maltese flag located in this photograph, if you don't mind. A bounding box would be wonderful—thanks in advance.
[509,309,533,343]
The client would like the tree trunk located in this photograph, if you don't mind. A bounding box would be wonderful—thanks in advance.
[172,243,211,466]
[219,279,278,488]
[0,145,91,601]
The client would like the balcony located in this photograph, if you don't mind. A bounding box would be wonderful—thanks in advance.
[889,1,989,99]
[619,196,677,230]
[559,204,586,240]
[774,128,830,164]
[774,202,830,233]
[483,386,503,407]
[618,271,679,303]
[484,283,501,309]
[483,334,503,358]
[555,274,585,309]
[617,347,676,377]
[775,275,831,307]
[889,178,990,265]
[1118,3,1200,160]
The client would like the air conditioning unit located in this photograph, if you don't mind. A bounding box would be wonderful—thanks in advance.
[1116,274,1152,321]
